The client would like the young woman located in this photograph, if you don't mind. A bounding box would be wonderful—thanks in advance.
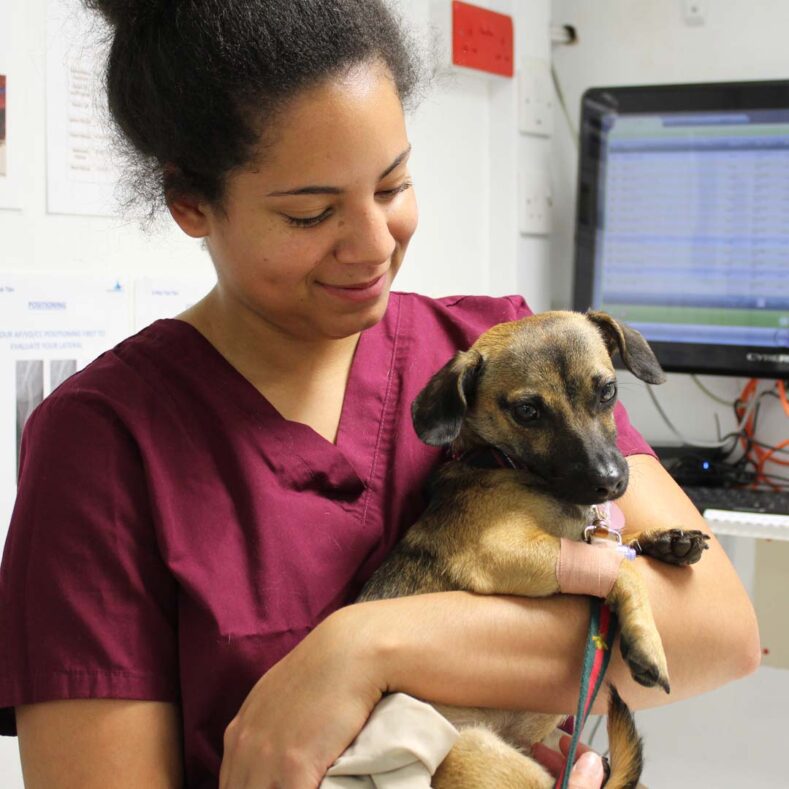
[0,2,759,787]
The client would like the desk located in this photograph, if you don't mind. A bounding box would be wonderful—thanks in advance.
[705,509,789,541]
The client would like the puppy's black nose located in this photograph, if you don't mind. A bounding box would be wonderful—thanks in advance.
[593,467,627,498]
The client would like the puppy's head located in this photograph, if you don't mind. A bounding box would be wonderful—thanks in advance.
[412,310,664,504]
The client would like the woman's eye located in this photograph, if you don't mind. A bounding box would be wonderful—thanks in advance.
[284,209,332,228]
[283,180,411,228]
[513,402,539,423]
[601,382,617,403]
[376,179,413,199]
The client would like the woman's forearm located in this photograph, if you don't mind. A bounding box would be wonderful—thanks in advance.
[337,456,760,715]
[608,454,761,708]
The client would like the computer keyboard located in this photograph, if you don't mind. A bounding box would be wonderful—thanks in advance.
[682,485,789,516]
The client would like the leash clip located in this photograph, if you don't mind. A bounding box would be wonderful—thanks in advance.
[584,504,636,560]
[583,505,623,545]
[583,523,623,545]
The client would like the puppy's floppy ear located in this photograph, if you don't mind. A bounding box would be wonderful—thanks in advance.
[586,311,666,385]
[411,349,485,446]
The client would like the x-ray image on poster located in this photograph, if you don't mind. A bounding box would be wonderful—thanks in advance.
[14,359,77,471]
[0,273,130,553]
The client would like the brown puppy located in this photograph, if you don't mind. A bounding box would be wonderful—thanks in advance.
[358,310,709,789]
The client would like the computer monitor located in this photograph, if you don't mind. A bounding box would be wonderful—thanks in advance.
[572,80,789,379]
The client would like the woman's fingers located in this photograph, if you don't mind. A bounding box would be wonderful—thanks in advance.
[217,609,383,788]
[531,741,565,777]
[567,750,605,788]
[532,734,605,789]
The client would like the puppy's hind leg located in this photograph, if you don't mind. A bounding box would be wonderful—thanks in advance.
[432,727,554,789]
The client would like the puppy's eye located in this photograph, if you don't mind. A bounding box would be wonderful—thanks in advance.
[601,382,617,403]
[513,402,540,424]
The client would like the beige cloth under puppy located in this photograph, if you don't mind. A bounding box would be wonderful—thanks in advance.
[321,693,459,788]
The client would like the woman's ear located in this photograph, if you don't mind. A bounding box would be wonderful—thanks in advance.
[411,350,485,446]
[167,193,212,239]
[164,163,213,238]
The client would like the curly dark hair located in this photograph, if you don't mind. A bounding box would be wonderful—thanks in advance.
[84,0,426,219]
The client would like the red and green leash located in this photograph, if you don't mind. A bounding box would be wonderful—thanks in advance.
[555,600,617,789]
[453,447,619,788]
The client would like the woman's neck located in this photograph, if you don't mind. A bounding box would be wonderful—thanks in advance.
[177,287,361,442]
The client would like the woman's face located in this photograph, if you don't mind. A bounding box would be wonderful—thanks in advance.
[191,62,418,342]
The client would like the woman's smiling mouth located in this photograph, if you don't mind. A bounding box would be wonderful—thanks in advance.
[318,274,387,302]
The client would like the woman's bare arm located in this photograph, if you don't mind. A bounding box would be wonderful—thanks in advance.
[16,699,182,789]
[344,454,760,713]
[603,453,761,707]
[215,454,760,786]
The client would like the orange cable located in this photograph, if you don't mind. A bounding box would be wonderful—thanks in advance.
[778,380,789,418]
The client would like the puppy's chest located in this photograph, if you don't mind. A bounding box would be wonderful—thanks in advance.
[454,473,593,542]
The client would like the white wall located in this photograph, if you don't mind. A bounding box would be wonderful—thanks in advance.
[403,0,555,307]
[549,3,789,786]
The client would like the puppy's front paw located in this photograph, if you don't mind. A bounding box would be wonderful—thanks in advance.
[632,528,710,566]
[620,626,670,694]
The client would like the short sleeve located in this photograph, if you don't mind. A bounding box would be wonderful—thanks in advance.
[0,393,179,735]
[504,294,534,320]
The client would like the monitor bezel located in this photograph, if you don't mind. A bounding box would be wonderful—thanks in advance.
[572,80,789,379]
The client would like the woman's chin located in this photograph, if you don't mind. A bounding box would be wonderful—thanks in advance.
[326,298,391,338]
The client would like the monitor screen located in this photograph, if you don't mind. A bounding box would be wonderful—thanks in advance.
[573,81,789,378]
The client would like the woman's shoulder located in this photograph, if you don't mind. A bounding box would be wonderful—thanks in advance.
[28,319,196,426]
[391,291,533,345]
[395,291,531,318]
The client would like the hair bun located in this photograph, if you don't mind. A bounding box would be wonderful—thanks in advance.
[83,0,167,29]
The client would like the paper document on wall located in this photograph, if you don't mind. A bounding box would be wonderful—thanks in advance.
[133,276,217,332]
[46,0,120,216]
[0,273,130,553]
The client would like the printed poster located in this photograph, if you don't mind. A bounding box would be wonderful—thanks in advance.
[133,275,216,332]
[0,272,130,552]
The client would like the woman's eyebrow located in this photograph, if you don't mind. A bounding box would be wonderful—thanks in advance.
[379,144,412,179]
[266,145,412,197]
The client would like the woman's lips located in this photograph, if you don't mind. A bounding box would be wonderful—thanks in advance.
[318,274,387,302]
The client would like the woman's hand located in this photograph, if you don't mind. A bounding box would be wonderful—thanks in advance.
[532,735,606,789]
[219,607,383,789]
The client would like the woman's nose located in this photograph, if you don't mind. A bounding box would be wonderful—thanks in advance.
[333,204,396,266]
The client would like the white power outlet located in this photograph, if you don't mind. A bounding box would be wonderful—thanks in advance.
[519,168,552,236]
[682,0,707,26]
[518,58,554,137]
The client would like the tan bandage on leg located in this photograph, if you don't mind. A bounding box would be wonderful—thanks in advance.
[557,538,624,598]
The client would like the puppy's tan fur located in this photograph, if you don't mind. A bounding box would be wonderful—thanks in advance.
[358,311,709,788]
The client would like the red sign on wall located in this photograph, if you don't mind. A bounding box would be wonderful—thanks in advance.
[452,1,514,78]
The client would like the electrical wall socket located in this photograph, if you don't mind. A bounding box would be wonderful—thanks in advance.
[518,58,554,137]
[682,0,707,26]
[519,168,552,236]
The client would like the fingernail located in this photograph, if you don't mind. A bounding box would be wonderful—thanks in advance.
[574,751,603,778]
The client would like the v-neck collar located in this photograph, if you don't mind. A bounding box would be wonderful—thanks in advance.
[152,294,404,502]
[335,292,404,489]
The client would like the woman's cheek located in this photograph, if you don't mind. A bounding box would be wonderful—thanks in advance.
[395,190,419,247]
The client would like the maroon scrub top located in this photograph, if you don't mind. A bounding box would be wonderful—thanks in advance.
[0,292,654,787]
